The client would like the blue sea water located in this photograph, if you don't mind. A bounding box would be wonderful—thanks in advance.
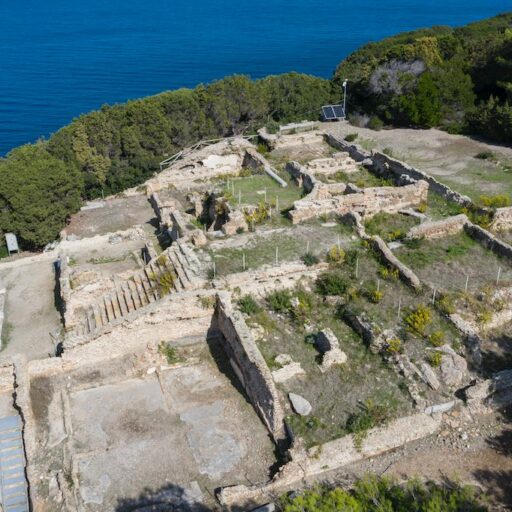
[0,0,510,156]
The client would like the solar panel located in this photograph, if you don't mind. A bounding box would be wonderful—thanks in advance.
[321,105,345,120]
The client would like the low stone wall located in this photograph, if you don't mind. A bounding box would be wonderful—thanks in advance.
[325,133,372,162]
[218,412,441,508]
[490,206,512,232]
[325,134,472,207]
[286,161,318,194]
[464,222,512,261]
[407,214,468,240]
[0,288,5,348]
[243,148,287,188]
[290,181,428,224]
[210,292,285,441]
[371,236,422,290]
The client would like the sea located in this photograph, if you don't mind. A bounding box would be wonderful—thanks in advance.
[0,0,510,156]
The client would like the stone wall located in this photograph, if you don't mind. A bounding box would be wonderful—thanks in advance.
[210,292,285,440]
[289,180,428,224]
[218,411,441,508]
[243,148,287,188]
[407,214,468,240]
[325,134,473,207]
[464,222,512,261]
[490,207,512,232]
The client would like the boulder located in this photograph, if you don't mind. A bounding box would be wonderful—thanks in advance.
[437,345,468,387]
[420,362,440,390]
[289,393,312,416]
[320,348,347,372]
[272,363,305,383]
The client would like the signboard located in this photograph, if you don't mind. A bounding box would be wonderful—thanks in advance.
[5,233,19,254]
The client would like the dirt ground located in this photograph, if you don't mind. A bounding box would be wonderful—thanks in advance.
[66,196,156,238]
[0,258,60,360]
[326,123,512,202]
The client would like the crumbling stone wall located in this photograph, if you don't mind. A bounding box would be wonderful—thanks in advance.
[407,214,468,240]
[243,148,287,187]
[464,222,512,261]
[210,292,285,441]
[325,134,472,207]
[218,411,441,508]
[289,180,428,224]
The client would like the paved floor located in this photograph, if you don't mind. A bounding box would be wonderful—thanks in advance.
[68,355,276,511]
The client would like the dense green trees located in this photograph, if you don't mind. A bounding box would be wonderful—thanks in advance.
[0,72,336,248]
[281,477,487,512]
[335,13,512,137]
[0,144,83,248]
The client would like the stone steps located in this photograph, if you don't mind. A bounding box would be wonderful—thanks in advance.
[69,241,203,340]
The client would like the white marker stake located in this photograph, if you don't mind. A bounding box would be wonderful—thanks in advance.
[275,246,279,265]
[377,279,380,292]
[243,253,246,271]
[497,267,502,286]
[355,257,359,279]
[276,196,279,213]
[337,236,341,249]
[397,296,402,320]
[464,275,469,293]
[306,241,310,254]
[432,288,437,305]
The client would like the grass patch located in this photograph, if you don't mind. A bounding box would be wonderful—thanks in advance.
[364,212,419,242]
[1,321,13,350]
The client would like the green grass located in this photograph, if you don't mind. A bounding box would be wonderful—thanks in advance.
[395,232,512,291]
[222,174,302,211]
[364,212,419,241]
[1,321,13,350]
[0,246,8,259]
[425,192,465,220]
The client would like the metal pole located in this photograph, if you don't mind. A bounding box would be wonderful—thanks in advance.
[464,275,469,293]
[497,267,502,286]
[432,288,437,305]
[355,257,359,279]
[343,79,348,119]
[306,241,310,254]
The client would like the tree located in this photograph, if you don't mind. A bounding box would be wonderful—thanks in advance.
[0,144,83,248]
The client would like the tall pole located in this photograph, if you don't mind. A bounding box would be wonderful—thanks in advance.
[343,79,348,119]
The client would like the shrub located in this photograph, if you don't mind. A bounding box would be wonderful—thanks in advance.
[378,266,399,281]
[474,151,495,160]
[326,245,345,265]
[302,252,319,266]
[477,309,493,325]
[382,147,394,157]
[267,289,292,313]
[344,133,358,142]
[238,295,261,315]
[479,194,510,208]
[404,304,432,336]
[368,115,384,131]
[428,330,445,347]
[437,293,456,315]
[385,338,403,355]
[281,476,487,512]
[316,271,348,296]
[368,289,384,304]
[417,202,427,213]
[427,351,443,367]
[346,398,394,450]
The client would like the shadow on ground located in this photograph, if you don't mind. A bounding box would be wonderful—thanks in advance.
[473,404,512,509]
[114,483,213,511]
